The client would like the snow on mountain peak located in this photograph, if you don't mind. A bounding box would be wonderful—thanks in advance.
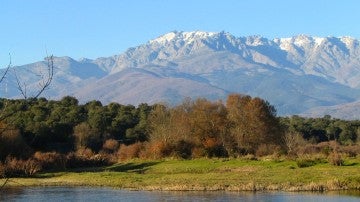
[340,36,356,47]
[293,35,313,46]
[276,35,326,51]
[149,32,177,44]
[245,35,270,46]
[147,31,358,53]
[314,37,325,46]
[183,31,217,42]
[149,31,217,44]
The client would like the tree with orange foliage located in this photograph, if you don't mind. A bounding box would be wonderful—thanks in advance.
[226,94,283,154]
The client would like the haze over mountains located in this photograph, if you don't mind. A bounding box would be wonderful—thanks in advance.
[2,31,360,119]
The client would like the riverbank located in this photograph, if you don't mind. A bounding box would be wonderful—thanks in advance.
[2,157,360,191]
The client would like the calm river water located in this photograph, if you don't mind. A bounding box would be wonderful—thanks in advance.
[1,186,360,201]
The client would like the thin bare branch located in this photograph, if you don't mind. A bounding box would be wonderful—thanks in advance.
[0,54,11,84]
[33,55,54,99]
[13,68,28,99]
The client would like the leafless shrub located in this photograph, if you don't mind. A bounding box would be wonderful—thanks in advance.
[283,132,306,155]
[2,157,41,177]
[66,148,111,168]
[255,144,281,157]
[328,152,344,166]
[339,144,360,157]
[117,142,144,160]
[75,147,94,159]
[297,144,321,155]
[102,139,120,153]
[33,151,66,170]
[140,141,173,159]
[23,159,42,176]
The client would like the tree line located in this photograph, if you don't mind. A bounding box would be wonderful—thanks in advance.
[0,94,359,176]
[281,115,360,143]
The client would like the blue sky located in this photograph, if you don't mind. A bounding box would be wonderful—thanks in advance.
[1,0,360,67]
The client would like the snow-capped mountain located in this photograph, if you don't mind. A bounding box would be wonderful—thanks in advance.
[2,31,360,118]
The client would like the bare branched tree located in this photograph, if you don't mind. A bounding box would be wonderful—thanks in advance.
[0,54,54,189]
[14,54,54,99]
[0,55,13,189]
[0,54,15,123]
[282,132,306,155]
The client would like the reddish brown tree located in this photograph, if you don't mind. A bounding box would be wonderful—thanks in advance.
[226,94,283,154]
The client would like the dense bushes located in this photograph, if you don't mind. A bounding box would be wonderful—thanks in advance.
[0,150,115,177]
[0,157,41,177]
[33,151,66,170]
[66,150,113,169]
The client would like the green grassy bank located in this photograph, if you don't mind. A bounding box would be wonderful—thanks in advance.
[3,157,360,191]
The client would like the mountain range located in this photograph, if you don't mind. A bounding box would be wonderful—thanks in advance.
[2,31,360,119]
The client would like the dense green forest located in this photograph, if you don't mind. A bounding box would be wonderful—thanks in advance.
[0,94,359,177]
[0,96,152,159]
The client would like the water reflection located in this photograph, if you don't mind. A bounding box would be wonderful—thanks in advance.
[1,187,359,202]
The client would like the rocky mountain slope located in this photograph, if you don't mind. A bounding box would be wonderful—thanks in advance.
[2,31,360,118]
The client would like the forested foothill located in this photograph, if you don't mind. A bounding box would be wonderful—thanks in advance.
[0,94,359,177]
